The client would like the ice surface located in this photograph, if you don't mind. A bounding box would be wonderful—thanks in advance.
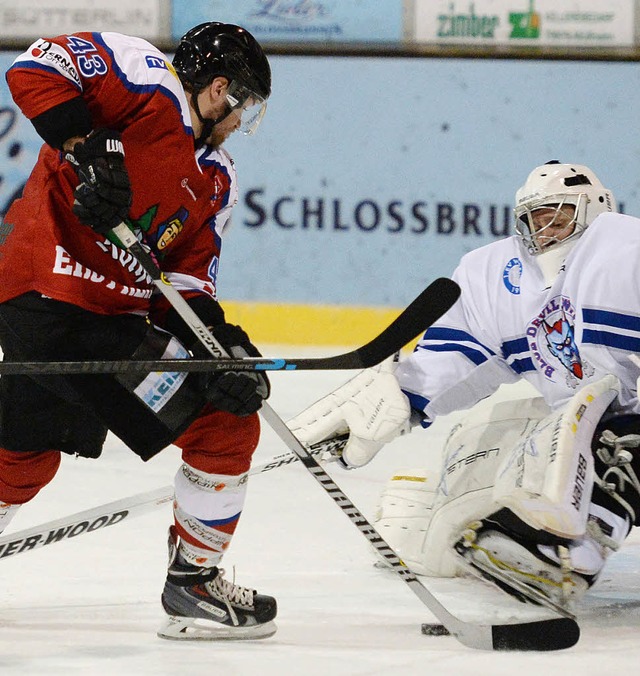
[0,352,638,675]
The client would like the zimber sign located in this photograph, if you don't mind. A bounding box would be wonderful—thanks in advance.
[437,4,500,38]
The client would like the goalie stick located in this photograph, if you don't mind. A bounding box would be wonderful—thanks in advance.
[108,223,577,652]
[0,278,459,377]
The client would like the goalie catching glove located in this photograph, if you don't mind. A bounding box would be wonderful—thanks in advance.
[288,357,412,469]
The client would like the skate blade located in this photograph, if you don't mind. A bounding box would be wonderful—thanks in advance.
[157,615,277,641]
[457,553,576,620]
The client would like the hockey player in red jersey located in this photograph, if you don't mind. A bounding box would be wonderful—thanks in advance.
[0,23,277,640]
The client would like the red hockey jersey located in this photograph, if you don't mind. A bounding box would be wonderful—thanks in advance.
[1,32,238,316]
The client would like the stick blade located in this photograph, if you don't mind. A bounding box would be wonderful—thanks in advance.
[491,617,580,651]
[356,277,461,367]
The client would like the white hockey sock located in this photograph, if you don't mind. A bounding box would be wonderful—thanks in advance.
[173,462,248,568]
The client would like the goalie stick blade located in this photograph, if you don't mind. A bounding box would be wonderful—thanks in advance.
[265,277,460,371]
[491,617,580,651]
[343,276,461,369]
[0,278,460,376]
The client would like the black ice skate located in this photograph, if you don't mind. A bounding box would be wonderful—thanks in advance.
[158,527,277,640]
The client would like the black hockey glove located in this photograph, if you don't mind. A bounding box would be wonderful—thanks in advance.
[203,323,270,417]
[67,129,132,234]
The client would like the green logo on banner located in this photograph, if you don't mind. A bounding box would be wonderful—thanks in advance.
[509,1,541,38]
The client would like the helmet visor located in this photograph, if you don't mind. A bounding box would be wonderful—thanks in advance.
[225,80,268,135]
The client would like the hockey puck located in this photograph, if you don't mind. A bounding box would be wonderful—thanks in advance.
[421,623,450,636]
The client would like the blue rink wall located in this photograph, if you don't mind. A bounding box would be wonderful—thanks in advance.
[1,51,639,344]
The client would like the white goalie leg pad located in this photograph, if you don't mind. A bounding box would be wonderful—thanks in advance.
[494,374,620,538]
[423,396,552,576]
[375,396,552,576]
[288,356,411,468]
[373,469,439,575]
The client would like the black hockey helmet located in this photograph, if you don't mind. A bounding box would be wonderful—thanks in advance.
[173,22,271,136]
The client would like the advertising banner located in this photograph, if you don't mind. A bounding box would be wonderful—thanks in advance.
[412,0,635,47]
[2,52,640,315]
[0,0,167,41]
[172,0,404,43]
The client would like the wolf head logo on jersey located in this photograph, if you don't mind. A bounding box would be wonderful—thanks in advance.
[542,313,583,379]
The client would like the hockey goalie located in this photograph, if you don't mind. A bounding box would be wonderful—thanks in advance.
[289,161,640,613]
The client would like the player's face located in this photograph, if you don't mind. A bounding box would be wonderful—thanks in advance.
[190,79,242,147]
[207,108,242,147]
[530,203,576,249]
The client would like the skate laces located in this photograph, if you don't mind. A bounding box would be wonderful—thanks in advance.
[596,430,640,523]
[205,567,255,625]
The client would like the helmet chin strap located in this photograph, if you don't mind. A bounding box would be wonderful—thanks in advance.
[191,88,234,148]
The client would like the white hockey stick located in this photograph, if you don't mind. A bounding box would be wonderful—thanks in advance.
[0,435,346,560]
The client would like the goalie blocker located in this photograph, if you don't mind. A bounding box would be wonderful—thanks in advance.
[374,374,640,611]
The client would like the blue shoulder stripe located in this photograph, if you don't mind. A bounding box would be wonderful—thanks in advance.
[91,33,192,137]
[501,336,529,359]
[509,356,536,374]
[423,327,495,355]
[582,308,640,332]
[582,329,640,353]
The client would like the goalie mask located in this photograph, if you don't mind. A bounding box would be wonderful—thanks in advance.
[173,23,271,141]
[514,161,616,256]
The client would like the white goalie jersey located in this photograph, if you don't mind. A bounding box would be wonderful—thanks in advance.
[396,211,640,426]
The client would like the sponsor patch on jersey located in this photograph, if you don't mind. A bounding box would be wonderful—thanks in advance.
[157,218,185,250]
[135,370,188,413]
[502,257,522,295]
[145,54,169,70]
[152,207,188,251]
[30,40,80,86]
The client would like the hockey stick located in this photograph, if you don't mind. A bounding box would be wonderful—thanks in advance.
[0,278,459,377]
[0,435,347,561]
[107,224,577,651]
[257,407,580,652]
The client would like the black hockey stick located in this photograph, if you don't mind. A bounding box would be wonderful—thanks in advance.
[0,277,460,376]
[259,405,580,652]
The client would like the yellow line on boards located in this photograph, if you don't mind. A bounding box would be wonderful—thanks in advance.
[222,300,413,348]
